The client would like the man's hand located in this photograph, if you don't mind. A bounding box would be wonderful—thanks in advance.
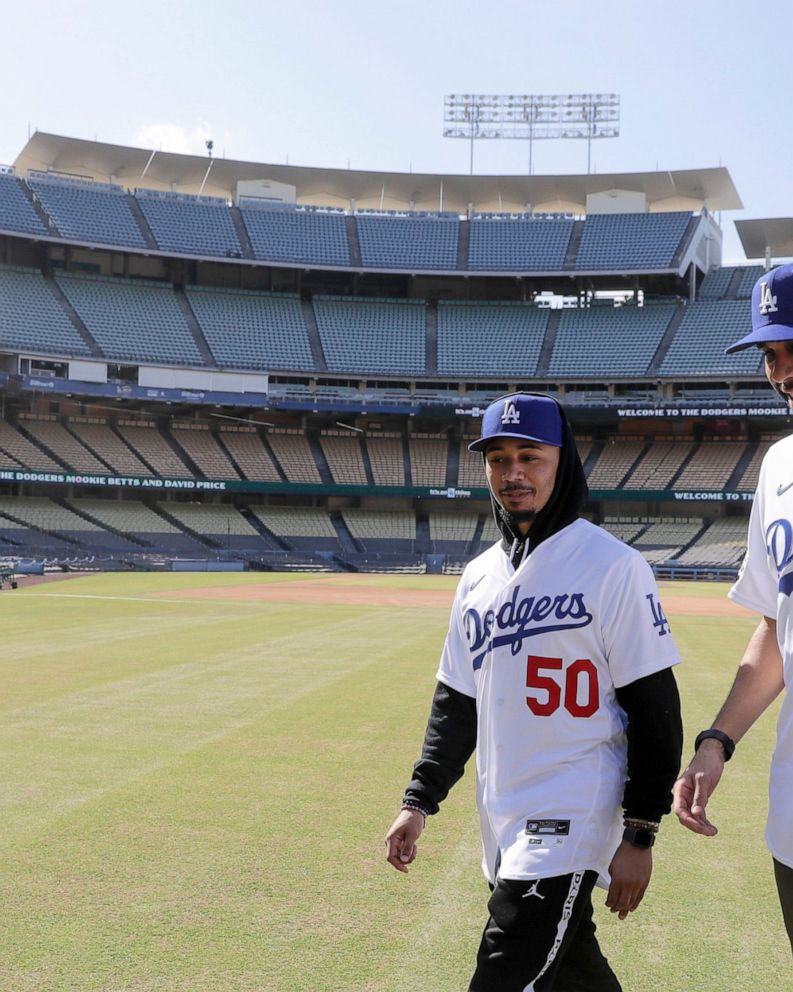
[605,840,652,920]
[385,809,425,873]
[673,739,725,836]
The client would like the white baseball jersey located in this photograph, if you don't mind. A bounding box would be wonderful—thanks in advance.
[437,518,680,886]
[729,434,793,869]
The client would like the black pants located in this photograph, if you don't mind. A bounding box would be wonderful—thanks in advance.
[469,871,621,992]
[774,858,793,955]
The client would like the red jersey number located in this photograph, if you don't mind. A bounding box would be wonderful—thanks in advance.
[526,655,599,718]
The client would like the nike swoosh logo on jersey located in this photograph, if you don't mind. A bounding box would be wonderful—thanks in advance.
[470,575,486,590]
[777,481,793,497]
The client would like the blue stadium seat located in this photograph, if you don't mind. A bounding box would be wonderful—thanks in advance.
[29,175,146,248]
[137,191,242,257]
[437,301,548,376]
[548,304,675,377]
[468,217,573,271]
[356,213,458,269]
[575,212,691,270]
[241,204,349,266]
[56,273,203,366]
[313,296,425,374]
[659,301,764,377]
[186,286,313,371]
[0,266,90,356]
[0,173,47,235]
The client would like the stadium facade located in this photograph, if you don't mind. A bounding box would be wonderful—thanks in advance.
[0,132,788,578]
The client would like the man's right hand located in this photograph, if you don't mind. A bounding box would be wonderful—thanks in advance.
[672,739,726,836]
[385,809,425,873]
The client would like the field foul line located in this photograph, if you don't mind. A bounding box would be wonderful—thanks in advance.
[7,593,260,605]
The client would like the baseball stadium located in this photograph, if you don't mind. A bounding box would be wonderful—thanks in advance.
[2,130,792,991]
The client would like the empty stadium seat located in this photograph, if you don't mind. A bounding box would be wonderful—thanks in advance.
[468,216,573,271]
[575,212,691,270]
[437,301,547,377]
[29,175,146,248]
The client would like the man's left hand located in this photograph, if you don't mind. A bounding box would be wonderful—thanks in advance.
[605,839,653,921]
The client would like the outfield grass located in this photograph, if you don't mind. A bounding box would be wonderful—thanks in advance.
[0,574,788,991]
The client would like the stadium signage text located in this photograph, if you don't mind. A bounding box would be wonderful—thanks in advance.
[429,487,473,499]
[617,405,790,418]
[0,470,227,490]
[673,490,754,502]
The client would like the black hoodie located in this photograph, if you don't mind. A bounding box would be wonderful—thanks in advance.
[404,397,682,824]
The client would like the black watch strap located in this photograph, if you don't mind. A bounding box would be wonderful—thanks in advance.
[694,728,735,761]
[622,825,656,849]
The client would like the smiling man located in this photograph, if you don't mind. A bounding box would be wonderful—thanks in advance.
[674,264,793,953]
[385,393,683,992]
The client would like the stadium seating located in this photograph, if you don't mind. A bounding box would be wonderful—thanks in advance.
[136,191,241,257]
[624,441,692,490]
[0,172,47,235]
[437,301,547,377]
[575,212,691,270]
[319,431,367,485]
[356,213,458,269]
[217,428,282,482]
[366,434,405,486]
[170,424,241,479]
[458,440,485,488]
[67,421,154,476]
[600,517,647,544]
[313,296,425,375]
[0,420,64,471]
[158,502,263,550]
[675,518,747,566]
[250,506,339,551]
[736,265,765,299]
[548,304,675,377]
[673,442,746,490]
[468,216,573,271]
[586,440,645,488]
[659,302,764,377]
[29,175,146,248]
[698,266,736,300]
[342,509,416,553]
[0,266,91,357]
[116,423,193,477]
[428,512,477,549]
[266,431,322,483]
[20,418,112,474]
[56,273,203,366]
[241,204,349,266]
[409,435,449,486]
[187,286,312,372]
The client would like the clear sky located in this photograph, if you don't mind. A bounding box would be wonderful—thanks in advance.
[1,0,789,260]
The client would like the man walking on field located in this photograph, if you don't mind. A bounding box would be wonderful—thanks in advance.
[674,263,793,952]
[385,392,682,991]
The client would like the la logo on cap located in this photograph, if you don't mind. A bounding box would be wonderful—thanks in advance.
[501,400,520,425]
[759,281,778,315]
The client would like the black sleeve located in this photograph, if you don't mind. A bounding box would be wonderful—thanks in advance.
[614,666,683,822]
[403,680,477,815]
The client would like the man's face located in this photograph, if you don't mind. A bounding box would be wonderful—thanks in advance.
[760,340,793,408]
[484,436,560,535]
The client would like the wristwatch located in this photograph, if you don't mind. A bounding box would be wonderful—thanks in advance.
[694,728,735,761]
[622,825,656,849]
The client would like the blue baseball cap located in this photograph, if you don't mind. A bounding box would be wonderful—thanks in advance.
[468,393,563,452]
[726,264,793,353]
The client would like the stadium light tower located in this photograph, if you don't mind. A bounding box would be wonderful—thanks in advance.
[443,93,620,175]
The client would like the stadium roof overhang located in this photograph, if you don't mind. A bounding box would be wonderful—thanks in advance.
[12,132,742,214]
[735,218,793,260]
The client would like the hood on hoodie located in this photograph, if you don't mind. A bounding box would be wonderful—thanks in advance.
[479,394,588,567]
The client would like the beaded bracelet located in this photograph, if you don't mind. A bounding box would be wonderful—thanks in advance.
[623,817,660,833]
[401,799,430,819]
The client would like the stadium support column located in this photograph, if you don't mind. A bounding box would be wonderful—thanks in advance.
[689,262,697,303]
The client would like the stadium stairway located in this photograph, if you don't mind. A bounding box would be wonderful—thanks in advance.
[582,442,603,477]
[0,506,87,552]
[415,514,431,554]
[358,436,376,486]
[535,310,561,377]
[302,298,329,372]
[456,219,470,270]
[45,277,104,357]
[725,443,758,490]
[14,421,69,471]
[725,268,744,300]
[161,425,202,476]
[672,520,709,560]
[126,195,159,250]
[445,434,459,487]
[308,432,334,484]
[19,180,60,236]
[59,498,154,549]
[666,442,701,488]
[215,432,248,480]
[671,215,701,270]
[110,424,158,475]
[237,506,291,550]
[174,289,217,367]
[562,220,585,269]
[617,442,652,488]
[647,301,686,376]
[261,435,289,482]
[401,436,413,486]
[468,515,486,556]
[345,215,362,268]
[329,511,361,554]
[425,302,438,375]
[229,206,255,259]
[153,504,221,550]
